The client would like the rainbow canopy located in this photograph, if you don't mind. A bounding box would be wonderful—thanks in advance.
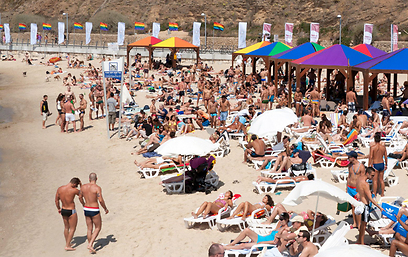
[128,36,162,47]
[353,48,408,72]
[233,41,272,54]
[152,37,198,48]
[352,44,386,58]
[272,42,324,61]
[245,42,292,57]
[291,44,372,67]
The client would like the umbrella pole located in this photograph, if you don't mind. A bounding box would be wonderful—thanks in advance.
[311,191,319,243]
[183,155,186,194]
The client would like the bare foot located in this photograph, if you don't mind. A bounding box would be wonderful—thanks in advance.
[241,217,246,221]
[88,246,96,254]
[134,160,139,166]
[191,212,198,219]
[65,247,76,251]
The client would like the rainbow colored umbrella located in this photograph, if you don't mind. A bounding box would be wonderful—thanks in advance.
[245,42,292,58]
[271,42,324,61]
[352,44,386,58]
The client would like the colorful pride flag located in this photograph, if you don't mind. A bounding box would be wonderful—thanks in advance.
[134,22,145,30]
[214,22,224,31]
[42,23,51,30]
[169,22,178,31]
[100,22,108,31]
[74,22,83,30]
[19,23,27,30]
[0,24,3,30]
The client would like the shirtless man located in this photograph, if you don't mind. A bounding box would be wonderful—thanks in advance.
[260,85,270,112]
[260,68,267,86]
[310,87,320,117]
[346,151,366,229]
[382,93,391,117]
[346,89,357,113]
[268,82,277,110]
[294,87,303,117]
[178,78,186,104]
[64,96,77,133]
[143,61,149,79]
[369,133,388,196]
[357,109,367,128]
[150,99,157,116]
[243,135,265,163]
[356,167,383,245]
[208,98,218,128]
[218,95,230,127]
[197,77,204,106]
[55,177,82,251]
[65,86,76,103]
[89,86,96,120]
[79,173,109,254]
[349,115,362,133]
[203,84,212,112]
[95,85,104,119]
[78,94,87,132]
[288,230,318,257]
[338,109,348,127]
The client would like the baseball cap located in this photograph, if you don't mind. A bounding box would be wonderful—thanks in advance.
[346,151,358,159]
[290,216,304,223]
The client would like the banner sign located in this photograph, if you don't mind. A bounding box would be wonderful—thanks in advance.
[85,22,92,45]
[310,23,319,43]
[103,58,123,80]
[285,23,294,46]
[363,23,373,44]
[238,22,247,49]
[262,23,271,41]
[192,22,201,46]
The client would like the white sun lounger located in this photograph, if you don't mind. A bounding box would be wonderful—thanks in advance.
[137,162,183,179]
[253,178,298,194]
[216,208,270,232]
[184,194,241,230]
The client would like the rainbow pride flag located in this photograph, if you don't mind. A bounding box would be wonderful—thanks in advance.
[19,23,27,30]
[100,22,108,31]
[169,22,178,31]
[214,22,224,31]
[134,22,145,30]
[42,23,51,30]
[0,24,3,30]
[74,22,83,30]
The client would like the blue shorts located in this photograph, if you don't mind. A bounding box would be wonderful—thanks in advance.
[202,120,210,126]
[347,185,358,200]
[261,78,266,82]
[373,163,385,172]
[210,113,217,117]
[251,151,265,158]
[269,95,274,102]
[257,231,278,243]
[383,109,390,117]
[220,111,228,121]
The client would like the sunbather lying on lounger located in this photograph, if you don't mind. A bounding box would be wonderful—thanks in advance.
[389,143,408,162]
[223,212,290,250]
[191,190,233,219]
[268,152,303,173]
[134,155,182,169]
[256,174,314,184]
[227,195,274,221]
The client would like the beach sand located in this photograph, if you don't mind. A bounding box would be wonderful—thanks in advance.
[0,53,402,256]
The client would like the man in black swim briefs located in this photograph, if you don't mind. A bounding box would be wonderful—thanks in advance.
[55,177,82,251]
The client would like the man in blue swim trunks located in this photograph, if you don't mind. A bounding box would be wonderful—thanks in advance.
[223,212,290,250]
[218,95,230,127]
[243,135,266,163]
[346,150,365,229]
[369,133,388,197]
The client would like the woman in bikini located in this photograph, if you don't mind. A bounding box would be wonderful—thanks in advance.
[191,190,234,219]
[227,195,274,221]
[180,118,194,134]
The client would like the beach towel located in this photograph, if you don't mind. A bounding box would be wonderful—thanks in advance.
[312,150,349,167]
[342,129,358,145]
[142,152,161,158]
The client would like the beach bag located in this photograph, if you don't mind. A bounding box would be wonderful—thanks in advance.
[337,202,352,212]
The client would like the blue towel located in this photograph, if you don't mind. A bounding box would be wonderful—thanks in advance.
[142,152,162,158]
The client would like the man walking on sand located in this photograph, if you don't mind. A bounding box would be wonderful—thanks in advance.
[55,177,82,251]
[79,173,109,254]
[78,94,87,132]
[64,96,77,133]
[346,151,365,229]
[40,95,52,129]
[369,133,388,197]
[356,167,383,245]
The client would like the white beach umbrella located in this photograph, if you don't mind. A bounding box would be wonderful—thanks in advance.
[247,108,297,137]
[315,244,388,257]
[282,180,364,242]
[156,135,219,157]
[282,180,362,207]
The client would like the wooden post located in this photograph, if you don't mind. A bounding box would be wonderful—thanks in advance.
[386,73,391,93]
[326,69,332,100]
[296,66,301,90]
[148,45,153,70]
[363,71,369,110]
[285,62,289,83]
[317,69,322,92]
[274,61,278,88]
[372,75,378,101]
[267,59,272,85]
[394,73,398,97]
[252,57,257,74]
[288,63,292,105]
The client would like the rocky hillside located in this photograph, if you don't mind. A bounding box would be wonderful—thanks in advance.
[1,0,408,44]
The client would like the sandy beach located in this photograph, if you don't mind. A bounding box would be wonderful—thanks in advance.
[0,52,405,257]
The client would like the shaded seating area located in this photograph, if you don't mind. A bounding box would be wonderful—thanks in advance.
[126,36,162,67]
